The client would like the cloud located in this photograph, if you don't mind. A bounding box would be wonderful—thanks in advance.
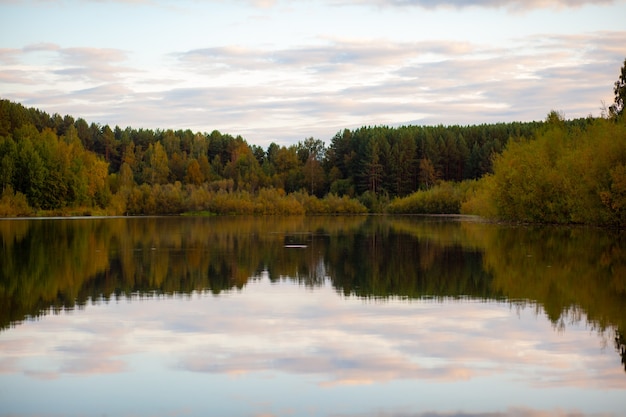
[10,44,136,84]
[21,42,61,52]
[333,0,617,11]
[2,0,614,7]
[118,30,626,134]
[0,69,38,85]
[249,0,277,7]
[176,40,475,74]
[0,48,20,65]
[2,29,623,145]
[339,408,614,417]
[52,46,136,82]
[0,0,156,4]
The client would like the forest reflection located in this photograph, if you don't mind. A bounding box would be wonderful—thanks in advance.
[1,216,625,370]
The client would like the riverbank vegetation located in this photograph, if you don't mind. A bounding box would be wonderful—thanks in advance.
[465,113,626,225]
[0,97,540,217]
[1,59,625,225]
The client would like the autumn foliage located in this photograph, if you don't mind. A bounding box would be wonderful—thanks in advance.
[464,114,626,226]
[2,92,626,225]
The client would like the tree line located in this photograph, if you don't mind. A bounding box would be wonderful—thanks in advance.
[0,97,560,215]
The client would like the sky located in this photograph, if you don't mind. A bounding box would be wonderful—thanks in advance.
[1,0,625,147]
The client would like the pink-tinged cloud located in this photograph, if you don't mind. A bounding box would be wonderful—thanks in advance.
[59,358,127,375]
[21,42,61,52]
[340,0,616,11]
[2,27,623,146]
[0,69,38,85]
[23,369,60,380]
[0,358,18,374]
[1,281,624,417]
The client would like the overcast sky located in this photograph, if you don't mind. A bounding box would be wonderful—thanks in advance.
[1,0,625,147]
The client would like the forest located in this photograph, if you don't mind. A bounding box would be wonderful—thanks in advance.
[1,59,625,224]
[0,97,542,215]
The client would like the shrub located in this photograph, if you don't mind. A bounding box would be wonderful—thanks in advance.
[294,191,367,214]
[0,186,32,216]
[466,116,626,226]
[387,182,461,214]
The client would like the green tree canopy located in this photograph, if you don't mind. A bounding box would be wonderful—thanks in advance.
[610,58,626,118]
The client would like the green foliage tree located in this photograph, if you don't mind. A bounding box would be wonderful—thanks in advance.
[610,58,626,118]
[14,133,47,209]
[296,137,325,163]
[361,137,384,194]
[0,136,17,192]
[169,151,187,182]
[418,158,437,189]
[303,157,325,196]
[223,141,266,192]
[272,146,302,192]
[391,131,417,196]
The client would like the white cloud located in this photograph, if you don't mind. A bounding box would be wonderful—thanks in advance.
[334,0,617,11]
[1,0,624,145]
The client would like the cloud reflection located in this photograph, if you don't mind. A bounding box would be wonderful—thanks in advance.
[338,407,613,417]
[0,280,624,417]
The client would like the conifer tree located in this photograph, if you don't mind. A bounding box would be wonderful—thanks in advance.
[610,58,626,118]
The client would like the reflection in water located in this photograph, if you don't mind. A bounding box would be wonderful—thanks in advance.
[2,216,625,334]
[1,216,625,416]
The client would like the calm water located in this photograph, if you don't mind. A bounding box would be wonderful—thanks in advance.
[1,216,625,417]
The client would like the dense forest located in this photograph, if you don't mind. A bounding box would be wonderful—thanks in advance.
[1,58,625,222]
[0,98,582,215]
[0,97,546,213]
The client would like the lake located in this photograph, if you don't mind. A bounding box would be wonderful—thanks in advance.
[1,216,625,417]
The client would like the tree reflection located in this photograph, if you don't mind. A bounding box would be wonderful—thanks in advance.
[1,216,625,372]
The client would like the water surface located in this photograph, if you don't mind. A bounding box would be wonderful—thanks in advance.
[1,216,625,416]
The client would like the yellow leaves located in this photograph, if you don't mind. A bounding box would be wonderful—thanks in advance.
[477,116,626,226]
[599,164,626,225]
[387,181,461,215]
[84,153,109,200]
[0,186,31,216]
[460,176,498,219]
[185,159,204,185]
[145,142,170,185]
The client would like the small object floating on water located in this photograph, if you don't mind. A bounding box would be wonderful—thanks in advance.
[283,234,311,248]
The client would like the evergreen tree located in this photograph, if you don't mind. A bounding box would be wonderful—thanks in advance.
[610,58,626,118]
